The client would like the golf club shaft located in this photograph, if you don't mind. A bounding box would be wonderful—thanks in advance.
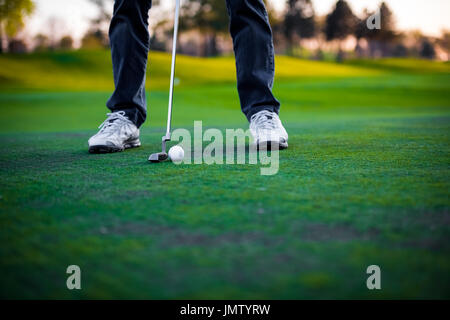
[166,0,181,138]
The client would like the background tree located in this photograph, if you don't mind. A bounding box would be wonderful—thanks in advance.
[354,9,371,56]
[89,0,112,30]
[0,0,35,53]
[324,0,357,59]
[265,1,284,50]
[391,33,408,57]
[420,39,435,59]
[283,0,316,55]
[46,16,66,50]
[81,29,107,49]
[59,35,74,50]
[364,2,397,56]
[435,30,449,59]
[86,0,113,48]
[181,0,229,56]
[366,2,396,42]
[8,38,26,52]
[33,33,49,52]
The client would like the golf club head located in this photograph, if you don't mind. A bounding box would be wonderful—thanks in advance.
[148,152,169,163]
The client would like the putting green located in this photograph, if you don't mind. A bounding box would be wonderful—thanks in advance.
[0,51,449,299]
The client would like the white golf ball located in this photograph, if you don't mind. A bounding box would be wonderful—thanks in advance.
[168,145,184,163]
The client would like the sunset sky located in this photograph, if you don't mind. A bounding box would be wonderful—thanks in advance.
[24,0,450,44]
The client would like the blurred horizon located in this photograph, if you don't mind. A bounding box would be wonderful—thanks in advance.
[22,0,450,46]
[2,0,449,61]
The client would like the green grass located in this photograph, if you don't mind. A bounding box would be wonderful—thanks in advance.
[0,50,449,299]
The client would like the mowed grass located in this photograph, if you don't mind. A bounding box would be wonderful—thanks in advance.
[0,50,449,299]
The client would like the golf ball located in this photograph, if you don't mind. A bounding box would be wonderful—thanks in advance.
[168,145,184,163]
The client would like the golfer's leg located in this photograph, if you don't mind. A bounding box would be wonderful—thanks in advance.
[107,0,152,127]
[226,0,280,121]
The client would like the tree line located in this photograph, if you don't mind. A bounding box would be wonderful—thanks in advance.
[1,0,448,60]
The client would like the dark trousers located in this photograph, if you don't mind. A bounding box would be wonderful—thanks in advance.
[107,0,280,127]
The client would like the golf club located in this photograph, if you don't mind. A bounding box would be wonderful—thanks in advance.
[149,0,181,163]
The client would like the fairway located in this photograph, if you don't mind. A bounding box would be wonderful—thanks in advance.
[0,51,449,299]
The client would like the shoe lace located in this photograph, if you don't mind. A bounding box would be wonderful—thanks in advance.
[251,110,278,130]
[98,111,132,133]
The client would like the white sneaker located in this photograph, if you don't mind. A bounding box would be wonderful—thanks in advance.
[249,110,288,150]
[88,111,141,154]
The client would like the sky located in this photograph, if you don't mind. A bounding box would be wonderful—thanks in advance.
[24,0,450,44]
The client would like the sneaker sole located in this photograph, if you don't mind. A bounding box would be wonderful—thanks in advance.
[89,140,141,154]
[256,140,288,151]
